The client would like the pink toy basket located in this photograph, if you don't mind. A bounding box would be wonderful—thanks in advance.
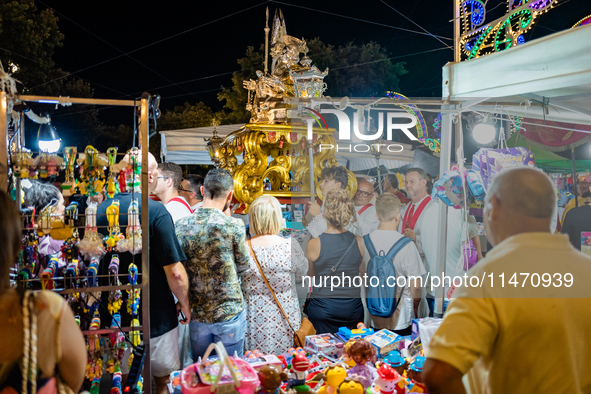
[181,342,259,394]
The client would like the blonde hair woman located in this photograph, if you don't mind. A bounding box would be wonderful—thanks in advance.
[305,188,365,334]
[243,195,308,354]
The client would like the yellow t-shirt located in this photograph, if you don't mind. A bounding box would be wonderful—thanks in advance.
[561,197,584,225]
[427,232,591,394]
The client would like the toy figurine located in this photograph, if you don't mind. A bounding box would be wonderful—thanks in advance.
[40,256,58,290]
[382,351,408,377]
[287,353,310,390]
[343,338,376,390]
[406,356,426,393]
[381,351,408,394]
[370,364,401,394]
[106,147,120,199]
[62,147,77,196]
[339,323,374,341]
[336,378,364,394]
[317,365,347,394]
[257,364,287,394]
[105,200,124,251]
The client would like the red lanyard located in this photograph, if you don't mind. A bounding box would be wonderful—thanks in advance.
[358,203,373,215]
[168,197,194,213]
[402,196,431,231]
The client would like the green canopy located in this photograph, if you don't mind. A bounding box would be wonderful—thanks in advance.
[507,133,591,173]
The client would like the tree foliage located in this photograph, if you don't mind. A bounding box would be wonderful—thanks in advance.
[0,0,65,96]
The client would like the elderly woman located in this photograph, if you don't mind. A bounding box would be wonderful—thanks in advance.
[305,188,365,334]
[24,181,66,265]
[0,190,86,393]
[243,195,308,354]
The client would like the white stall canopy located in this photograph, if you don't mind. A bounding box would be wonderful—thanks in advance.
[160,124,245,165]
[443,24,591,125]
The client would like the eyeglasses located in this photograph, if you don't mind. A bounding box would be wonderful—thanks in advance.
[157,176,169,179]
[178,187,193,193]
[355,190,372,197]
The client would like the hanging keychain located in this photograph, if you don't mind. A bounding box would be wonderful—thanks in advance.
[40,256,58,290]
[117,198,142,254]
[78,202,106,260]
[106,147,120,199]
[126,263,141,316]
[108,255,123,315]
[105,200,124,251]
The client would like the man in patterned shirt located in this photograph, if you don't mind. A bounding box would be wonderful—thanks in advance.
[175,168,251,358]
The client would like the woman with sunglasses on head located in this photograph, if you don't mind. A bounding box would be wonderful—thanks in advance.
[0,189,86,393]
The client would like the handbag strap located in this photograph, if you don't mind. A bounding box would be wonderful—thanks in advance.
[330,236,358,273]
[247,238,296,334]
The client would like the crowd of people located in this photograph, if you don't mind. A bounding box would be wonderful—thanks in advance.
[3,156,591,394]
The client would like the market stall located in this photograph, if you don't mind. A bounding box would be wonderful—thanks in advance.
[431,10,591,315]
[1,91,155,394]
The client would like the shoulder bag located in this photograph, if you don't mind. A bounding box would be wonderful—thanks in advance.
[247,238,315,348]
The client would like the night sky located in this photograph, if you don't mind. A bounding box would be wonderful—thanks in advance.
[32,0,591,158]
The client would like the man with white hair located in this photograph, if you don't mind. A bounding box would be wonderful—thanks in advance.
[423,168,591,393]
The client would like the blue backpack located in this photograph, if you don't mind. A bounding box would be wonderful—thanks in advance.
[363,235,413,318]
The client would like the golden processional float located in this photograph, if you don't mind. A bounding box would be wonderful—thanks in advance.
[206,9,357,214]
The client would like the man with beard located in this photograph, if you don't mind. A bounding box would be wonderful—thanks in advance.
[175,168,251,359]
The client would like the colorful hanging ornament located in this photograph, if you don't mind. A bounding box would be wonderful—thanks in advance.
[78,202,106,260]
[126,263,141,316]
[130,319,141,347]
[105,200,124,251]
[40,256,58,290]
[117,198,142,254]
[106,147,120,198]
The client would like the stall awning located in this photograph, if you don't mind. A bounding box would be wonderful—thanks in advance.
[443,24,591,126]
[160,124,245,165]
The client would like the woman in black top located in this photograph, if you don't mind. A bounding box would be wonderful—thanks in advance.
[305,189,365,334]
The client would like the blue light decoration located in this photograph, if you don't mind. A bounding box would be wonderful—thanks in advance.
[460,0,557,61]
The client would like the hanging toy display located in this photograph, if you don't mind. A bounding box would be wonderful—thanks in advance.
[87,257,100,287]
[125,148,141,193]
[13,148,34,179]
[130,318,141,347]
[117,198,142,254]
[78,145,107,196]
[40,256,59,290]
[78,202,106,260]
[108,255,123,315]
[105,200,125,251]
[62,147,78,196]
[127,263,141,316]
[106,147,120,199]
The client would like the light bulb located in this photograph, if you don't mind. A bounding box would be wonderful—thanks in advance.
[39,139,61,153]
[472,123,496,144]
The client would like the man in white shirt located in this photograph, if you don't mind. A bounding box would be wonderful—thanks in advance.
[364,194,425,336]
[399,168,465,315]
[152,162,193,223]
[354,180,380,236]
[305,166,359,238]
[179,174,204,211]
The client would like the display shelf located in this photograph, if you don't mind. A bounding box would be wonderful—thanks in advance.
[82,326,142,336]
[56,285,140,294]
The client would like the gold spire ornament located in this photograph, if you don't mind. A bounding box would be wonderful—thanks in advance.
[209,9,356,213]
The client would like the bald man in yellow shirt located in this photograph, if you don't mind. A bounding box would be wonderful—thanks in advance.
[560,181,590,224]
[422,168,591,394]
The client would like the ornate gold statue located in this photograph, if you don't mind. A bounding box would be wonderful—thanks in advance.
[208,8,356,214]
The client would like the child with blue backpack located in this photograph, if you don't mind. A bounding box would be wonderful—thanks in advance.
[362,194,427,336]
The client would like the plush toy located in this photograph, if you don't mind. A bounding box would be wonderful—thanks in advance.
[342,338,376,389]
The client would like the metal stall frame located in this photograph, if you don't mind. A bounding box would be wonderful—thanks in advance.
[0,93,152,393]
